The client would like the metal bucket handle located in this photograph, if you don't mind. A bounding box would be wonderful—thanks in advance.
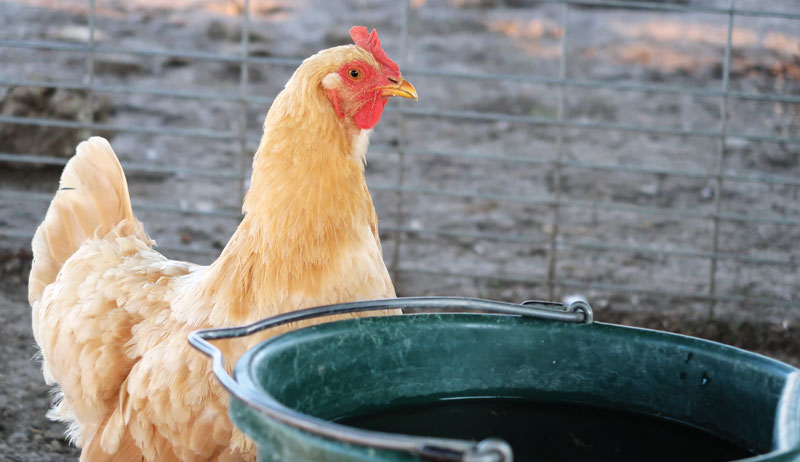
[189,296,593,462]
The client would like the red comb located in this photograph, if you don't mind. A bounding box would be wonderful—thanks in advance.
[349,26,399,73]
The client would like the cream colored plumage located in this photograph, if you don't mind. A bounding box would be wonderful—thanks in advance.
[29,30,415,462]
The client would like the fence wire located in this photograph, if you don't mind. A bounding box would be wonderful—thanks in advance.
[1,0,798,316]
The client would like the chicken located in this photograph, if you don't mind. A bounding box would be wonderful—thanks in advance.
[28,26,417,462]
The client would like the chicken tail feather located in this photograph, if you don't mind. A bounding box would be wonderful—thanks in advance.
[29,136,149,306]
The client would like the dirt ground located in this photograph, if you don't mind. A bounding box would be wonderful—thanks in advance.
[1,0,799,460]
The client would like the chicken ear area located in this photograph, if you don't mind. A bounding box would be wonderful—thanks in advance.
[353,94,388,130]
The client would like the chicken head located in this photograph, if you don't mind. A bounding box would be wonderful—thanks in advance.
[321,26,418,130]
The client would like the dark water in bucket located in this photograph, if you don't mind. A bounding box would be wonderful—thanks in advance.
[337,398,755,462]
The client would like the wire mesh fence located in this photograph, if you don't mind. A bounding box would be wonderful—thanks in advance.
[1,0,798,320]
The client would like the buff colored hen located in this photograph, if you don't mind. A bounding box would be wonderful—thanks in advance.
[28,26,416,462]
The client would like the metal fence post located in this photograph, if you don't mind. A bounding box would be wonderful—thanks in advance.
[390,0,413,283]
[547,3,570,300]
[237,0,251,203]
[708,0,735,319]
[80,0,96,140]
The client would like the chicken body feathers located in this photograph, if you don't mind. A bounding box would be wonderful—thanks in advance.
[29,44,398,462]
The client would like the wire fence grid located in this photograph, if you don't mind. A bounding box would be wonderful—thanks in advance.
[1,0,798,318]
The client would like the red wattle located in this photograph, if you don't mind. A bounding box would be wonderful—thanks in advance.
[353,96,388,130]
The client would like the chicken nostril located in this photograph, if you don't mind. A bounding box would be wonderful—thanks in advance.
[387,77,399,84]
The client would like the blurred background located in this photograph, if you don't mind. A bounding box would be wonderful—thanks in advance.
[0,0,798,458]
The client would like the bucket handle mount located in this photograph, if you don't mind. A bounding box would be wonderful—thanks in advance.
[189,296,593,462]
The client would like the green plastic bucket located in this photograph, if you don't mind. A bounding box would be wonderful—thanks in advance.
[190,297,800,462]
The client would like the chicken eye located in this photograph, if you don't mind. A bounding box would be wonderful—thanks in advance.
[348,69,361,80]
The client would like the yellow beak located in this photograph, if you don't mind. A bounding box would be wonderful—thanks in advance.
[380,78,418,100]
